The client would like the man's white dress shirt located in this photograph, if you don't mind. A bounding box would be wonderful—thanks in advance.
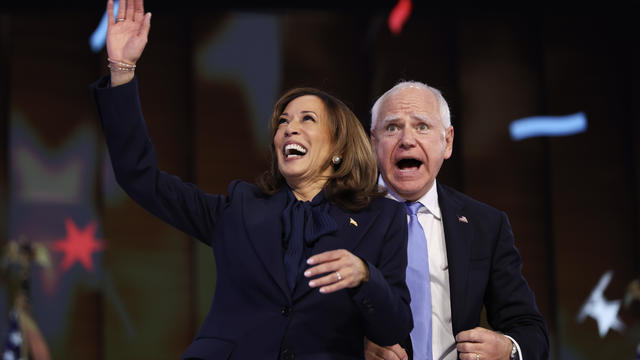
[380,177,457,360]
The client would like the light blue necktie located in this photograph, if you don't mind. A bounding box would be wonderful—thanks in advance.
[405,202,432,360]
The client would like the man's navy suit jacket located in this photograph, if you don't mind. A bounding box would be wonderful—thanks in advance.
[92,77,413,360]
[435,183,549,359]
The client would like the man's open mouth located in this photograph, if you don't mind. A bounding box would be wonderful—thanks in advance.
[396,158,422,170]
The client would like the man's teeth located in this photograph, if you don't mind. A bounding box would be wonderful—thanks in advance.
[284,143,307,156]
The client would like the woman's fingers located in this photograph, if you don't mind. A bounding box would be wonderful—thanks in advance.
[133,0,144,22]
[305,249,369,293]
[317,278,349,294]
[306,249,344,266]
[304,260,340,278]
[307,267,349,286]
[139,12,151,38]
[126,0,135,21]
[107,0,115,25]
[116,0,126,21]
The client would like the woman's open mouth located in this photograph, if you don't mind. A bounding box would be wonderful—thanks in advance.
[284,143,308,159]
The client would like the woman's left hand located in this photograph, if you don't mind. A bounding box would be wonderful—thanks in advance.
[304,249,369,294]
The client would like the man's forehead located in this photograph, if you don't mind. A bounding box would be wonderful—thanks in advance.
[380,90,438,114]
[379,113,432,125]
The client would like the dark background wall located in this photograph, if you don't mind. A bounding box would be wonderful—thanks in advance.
[0,2,638,359]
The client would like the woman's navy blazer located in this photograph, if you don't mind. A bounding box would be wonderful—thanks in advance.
[92,77,412,360]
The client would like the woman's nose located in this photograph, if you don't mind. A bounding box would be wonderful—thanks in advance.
[285,119,300,136]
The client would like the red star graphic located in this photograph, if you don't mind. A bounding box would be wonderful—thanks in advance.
[53,218,103,272]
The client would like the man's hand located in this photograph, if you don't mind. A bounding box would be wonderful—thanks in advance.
[364,338,407,360]
[456,327,513,360]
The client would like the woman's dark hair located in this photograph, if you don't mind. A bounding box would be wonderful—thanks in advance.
[257,87,384,211]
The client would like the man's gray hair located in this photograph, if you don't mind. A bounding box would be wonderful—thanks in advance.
[370,81,451,131]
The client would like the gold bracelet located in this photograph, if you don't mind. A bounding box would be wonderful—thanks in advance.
[107,63,136,72]
[107,57,136,69]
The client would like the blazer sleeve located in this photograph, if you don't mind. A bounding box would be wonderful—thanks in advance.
[485,211,549,360]
[91,76,231,245]
[349,201,413,346]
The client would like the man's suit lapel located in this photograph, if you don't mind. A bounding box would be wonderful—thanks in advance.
[438,183,473,334]
[291,204,380,301]
[244,188,291,301]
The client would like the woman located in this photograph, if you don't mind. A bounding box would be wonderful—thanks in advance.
[92,0,412,358]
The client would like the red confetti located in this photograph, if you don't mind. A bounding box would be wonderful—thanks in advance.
[53,218,103,272]
[388,0,412,35]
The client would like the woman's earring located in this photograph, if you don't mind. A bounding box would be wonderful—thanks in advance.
[332,156,342,165]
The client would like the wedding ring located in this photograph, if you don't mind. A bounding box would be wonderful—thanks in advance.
[117,18,126,22]
[336,271,342,281]
[475,353,480,360]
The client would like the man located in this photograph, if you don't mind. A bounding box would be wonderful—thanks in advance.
[365,82,549,360]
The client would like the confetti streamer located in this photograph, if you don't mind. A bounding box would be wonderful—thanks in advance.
[388,0,412,35]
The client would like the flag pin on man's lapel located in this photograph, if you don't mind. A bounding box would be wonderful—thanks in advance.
[349,218,358,227]
[457,215,468,224]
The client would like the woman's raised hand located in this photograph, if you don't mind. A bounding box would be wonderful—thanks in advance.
[106,0,151,86]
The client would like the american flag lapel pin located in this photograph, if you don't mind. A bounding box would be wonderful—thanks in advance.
[457,215,468,224]
[349,218,358,227]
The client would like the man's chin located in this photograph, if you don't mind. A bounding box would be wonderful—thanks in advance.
[388,180,431,201]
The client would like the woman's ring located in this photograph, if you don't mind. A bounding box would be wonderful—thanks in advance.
[336,271,342,281]
[475,353,480,360]
[117,18,126,22]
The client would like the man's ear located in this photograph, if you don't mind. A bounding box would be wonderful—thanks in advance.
[444,126,454,159]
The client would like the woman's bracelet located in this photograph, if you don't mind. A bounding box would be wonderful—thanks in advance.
[107,57,136,72]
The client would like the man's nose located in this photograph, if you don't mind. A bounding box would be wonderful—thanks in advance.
[399,129,416,147]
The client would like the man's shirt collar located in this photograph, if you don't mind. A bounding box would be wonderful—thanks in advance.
[378,175,441,220]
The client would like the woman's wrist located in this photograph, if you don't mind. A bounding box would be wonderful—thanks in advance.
[109,71,135,87]
[107,58,136,87]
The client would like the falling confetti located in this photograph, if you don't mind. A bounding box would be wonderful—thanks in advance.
[388,0,412,35]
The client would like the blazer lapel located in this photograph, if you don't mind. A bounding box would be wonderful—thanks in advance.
[438,183,473,334]
[244,188,291,300]
[291,204,380,301]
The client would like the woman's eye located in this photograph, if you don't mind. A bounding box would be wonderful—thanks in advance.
[278,118,288,125]
[303,115,315,122]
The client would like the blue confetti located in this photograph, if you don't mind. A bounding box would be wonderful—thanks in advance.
[509,112,587,141]
[89,0,119,53]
